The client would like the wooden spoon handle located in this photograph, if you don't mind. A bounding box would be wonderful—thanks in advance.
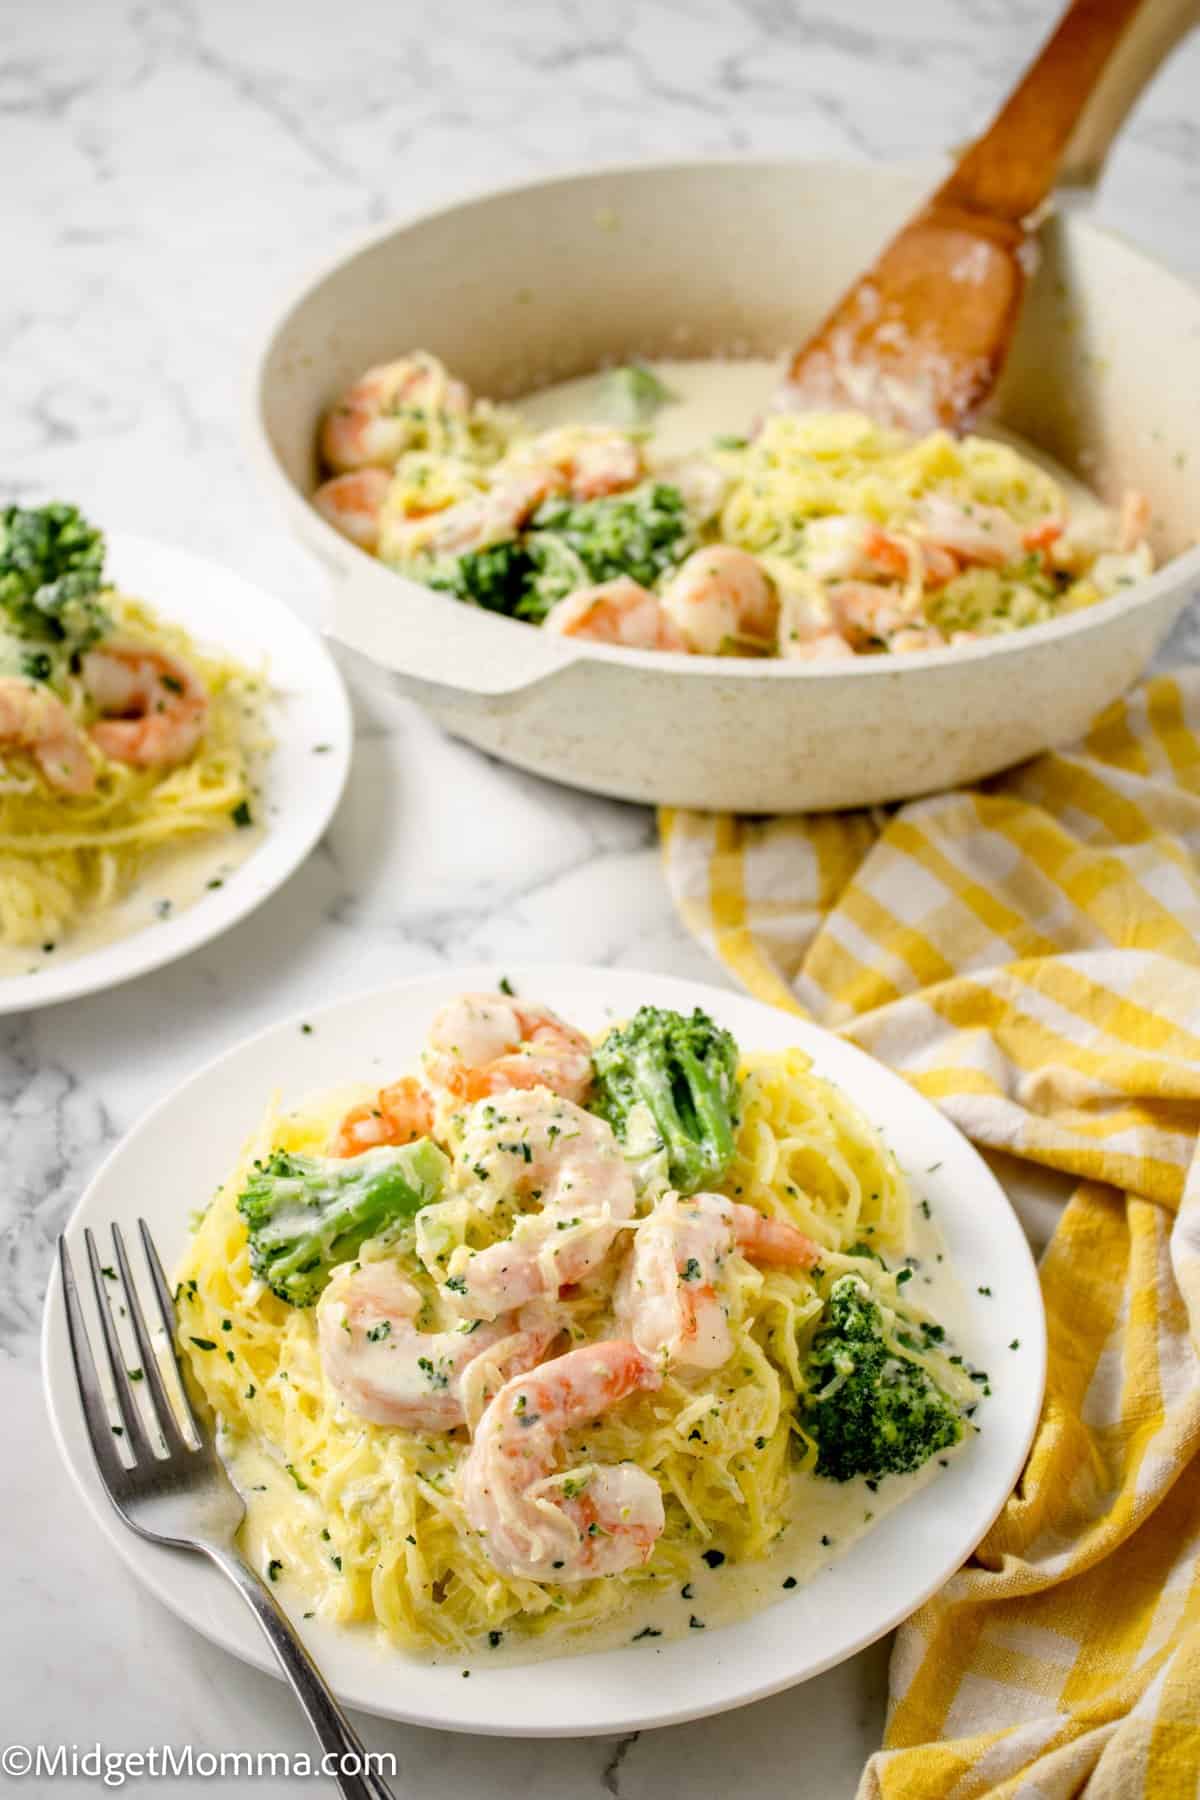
[1059,0,1200,189]
[933,0,1152,222]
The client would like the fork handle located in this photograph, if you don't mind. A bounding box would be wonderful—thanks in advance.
[206,1547,398,1799]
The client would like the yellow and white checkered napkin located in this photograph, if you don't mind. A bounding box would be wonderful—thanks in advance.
[661,672,1200,1798]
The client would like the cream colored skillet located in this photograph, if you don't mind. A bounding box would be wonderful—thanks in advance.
[249,2,1200,811]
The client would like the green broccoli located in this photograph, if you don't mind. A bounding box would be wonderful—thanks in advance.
[236,1139,449,1307]
[416,481,693,626]
[591,1005,741,1195]
[521,481,692,620]
[425,539,532,615]
[801,1274,964,1482]
[0,503,112,663]
[598,365,678,430]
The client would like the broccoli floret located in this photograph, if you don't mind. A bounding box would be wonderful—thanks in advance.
[598,365,678,430]
[236,1139,449,1307]
[802,1274,964,1482]
[0,503,112,660]
[591,1005,741,1195]
[418,481,692,625]
[425,539,533,615]
[522,482,692,620]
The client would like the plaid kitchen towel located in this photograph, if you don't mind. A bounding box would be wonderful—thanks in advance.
[660,671,1200,1798]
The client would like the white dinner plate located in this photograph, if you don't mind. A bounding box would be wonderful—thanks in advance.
[0,533,351,1012]
[43,964,1046,1737]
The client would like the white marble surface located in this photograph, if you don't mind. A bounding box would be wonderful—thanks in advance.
[4,0,1200,1793]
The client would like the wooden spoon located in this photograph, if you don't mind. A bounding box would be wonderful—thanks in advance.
[781,0,1196,434]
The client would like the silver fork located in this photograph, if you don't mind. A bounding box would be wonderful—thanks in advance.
[59,1221,398,1800]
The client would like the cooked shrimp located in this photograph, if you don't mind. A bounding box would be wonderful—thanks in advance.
[384,468,556,563]
[827,580,913,649]
[1021,516,1063,560]
[781,632,857,662]
[312,468,392,552]
[447,1088,635,1318]
[461,1339,664,1580]
[1119,490,1151,553]
[328,1076,435,1159]
[316,1260,556,1430]
[915,494,1024,568]
[543,578,685,651]
[656,456,728,524]
[799,517,958,589]
[616,1192,820,1371]
[661,546,778,654]
[320,355,471,473]
[519,426,643,501]
[82,640,208,770]
[0,677,94,795]
[424,991,593,1106]
[864,526,960,588]
[889,626,950,653]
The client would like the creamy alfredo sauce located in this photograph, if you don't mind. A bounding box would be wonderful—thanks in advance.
[223,1193,983,1669]
[516,356,1111,529]
[0,819,265,980]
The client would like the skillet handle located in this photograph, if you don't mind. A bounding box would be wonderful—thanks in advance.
[309,534,579,702]
[1058,0,1199,191]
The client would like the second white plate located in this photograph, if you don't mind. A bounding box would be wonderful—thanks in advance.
[43,963,1045,1735]
[0,532,351,1012]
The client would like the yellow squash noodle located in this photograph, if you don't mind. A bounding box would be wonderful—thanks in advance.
[175,1049,970,1656]
[0,594,266,948]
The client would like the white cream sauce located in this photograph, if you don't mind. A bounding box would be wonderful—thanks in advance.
[0,820,264,980]
[223,1194,985,1669]
[515,356,1111,527]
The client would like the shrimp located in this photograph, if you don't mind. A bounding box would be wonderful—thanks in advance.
[518,426,643,501]
[889,626,950,654]
[543,578,685,651]
[383,468,556,564]
[0,677,95,795]
[863,526,960,588]
[915,494,1024,568]
[328,1076,435,1159]
[1119,490,1151,553]
[461,1339,665,1580]
[656,456,728,524]
[82,640,208,770]
[320,355,471,474]
[446,1088,635,1318]
[660,546,779,654]
[616,1192,820,1371]
[1021,517,1063,559]
[424,991,593,1106]
[316,1260,557,1430]
[780,631,856,663]
[799,517,958,589]
[827,580,913,649]
[312,468,392,552]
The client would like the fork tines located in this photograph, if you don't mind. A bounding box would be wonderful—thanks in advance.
[59,1220,202,1490]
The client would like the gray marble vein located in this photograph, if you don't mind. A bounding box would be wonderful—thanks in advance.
[3,0,1199,1791]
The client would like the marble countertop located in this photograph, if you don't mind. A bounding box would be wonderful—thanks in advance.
[4,0,1200,1792]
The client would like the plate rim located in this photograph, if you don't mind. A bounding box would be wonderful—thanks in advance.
[0,531,352,1013]
[42,961,1047,1736]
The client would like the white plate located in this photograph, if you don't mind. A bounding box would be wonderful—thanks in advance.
[43,964,1046,1737]
[0,533,351,1012]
